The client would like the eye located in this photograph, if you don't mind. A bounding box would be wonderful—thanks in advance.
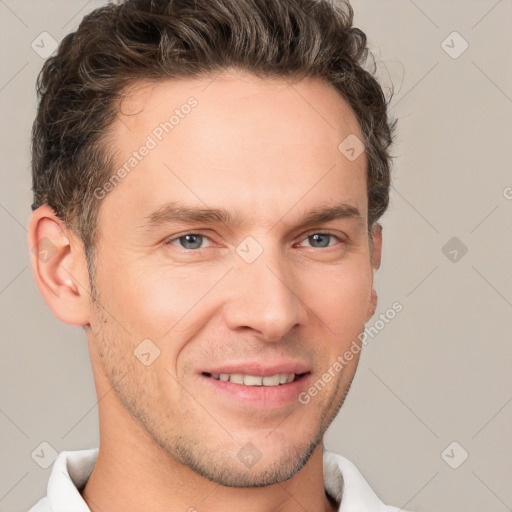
[165,231,345,252]
[166,233,214,250]
[296,232,344,249]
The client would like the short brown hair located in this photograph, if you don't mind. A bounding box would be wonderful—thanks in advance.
[31,0,397,293]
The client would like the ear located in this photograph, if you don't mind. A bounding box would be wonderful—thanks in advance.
[27,205,91,326]
[365,222,383,323]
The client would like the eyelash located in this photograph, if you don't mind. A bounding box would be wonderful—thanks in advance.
[164,231,346,251]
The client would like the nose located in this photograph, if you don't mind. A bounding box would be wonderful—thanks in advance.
[221,242,308,342]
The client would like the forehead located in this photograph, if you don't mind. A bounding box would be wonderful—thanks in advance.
[114,70,364,147]
[99,70,368,234]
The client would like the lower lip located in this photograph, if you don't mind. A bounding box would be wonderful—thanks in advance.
[199,373,312,410]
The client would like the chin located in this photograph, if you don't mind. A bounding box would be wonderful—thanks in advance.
[169,428,323,488]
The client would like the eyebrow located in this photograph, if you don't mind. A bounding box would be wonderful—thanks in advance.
[139,201,364,231]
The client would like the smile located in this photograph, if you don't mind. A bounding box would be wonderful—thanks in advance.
[202,372,307,386]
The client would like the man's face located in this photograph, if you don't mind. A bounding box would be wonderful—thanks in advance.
[87,71,379,486]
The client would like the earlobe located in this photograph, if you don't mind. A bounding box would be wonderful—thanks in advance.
[366,223,383,322]
[371,222,383,271]
[28,206,90,326]
[366,288,378,323]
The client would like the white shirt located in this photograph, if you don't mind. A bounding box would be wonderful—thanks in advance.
[27,446,411,511]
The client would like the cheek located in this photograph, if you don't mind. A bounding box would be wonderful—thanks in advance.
[100,259,225,339]
[303,264,372,335]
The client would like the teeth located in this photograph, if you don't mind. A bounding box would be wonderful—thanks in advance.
[230,374,245,384]
[212,372,297,386]
[262,375,280,386]
[244,375,262,386]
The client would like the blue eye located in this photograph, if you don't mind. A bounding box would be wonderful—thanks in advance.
[298,233,342,248]
[167,233,212,250]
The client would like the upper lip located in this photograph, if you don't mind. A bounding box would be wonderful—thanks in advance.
[200,361,311,377]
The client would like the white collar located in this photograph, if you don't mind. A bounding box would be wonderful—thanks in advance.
[322,446,405,511]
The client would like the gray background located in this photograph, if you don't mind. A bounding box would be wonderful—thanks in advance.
[1,1,511,511]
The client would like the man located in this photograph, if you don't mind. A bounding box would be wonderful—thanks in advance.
[27,0,408,510]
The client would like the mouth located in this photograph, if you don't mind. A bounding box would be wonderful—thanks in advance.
[201,371,309,387]
[199,370,312,410]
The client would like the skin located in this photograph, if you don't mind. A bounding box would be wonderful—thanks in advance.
[28,69,382,512]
